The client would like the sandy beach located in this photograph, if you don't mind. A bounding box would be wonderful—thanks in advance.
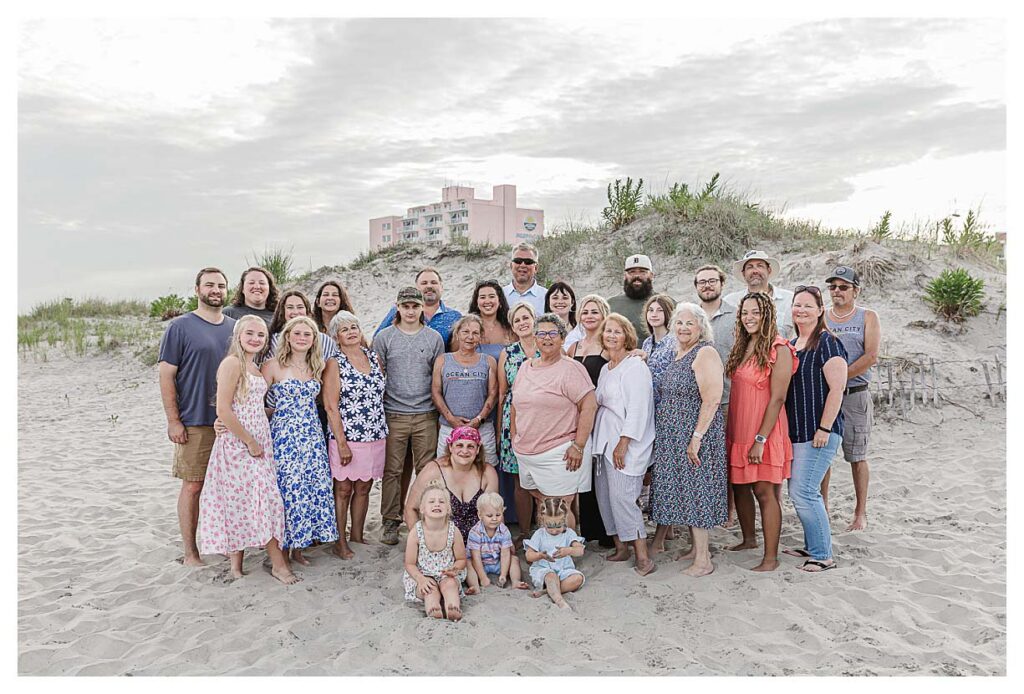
[18,345,1005,676]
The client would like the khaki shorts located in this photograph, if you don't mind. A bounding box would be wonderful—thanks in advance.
[171,426,217,482]
[840,389,873,463]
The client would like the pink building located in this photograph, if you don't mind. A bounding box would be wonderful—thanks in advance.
[369,184,544,249]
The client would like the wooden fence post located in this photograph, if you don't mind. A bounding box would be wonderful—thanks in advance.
[930,358,938,407]
[887,361,894,407]
[982,360,995,407]
[909,364,917,410]
[995,356,1004,401]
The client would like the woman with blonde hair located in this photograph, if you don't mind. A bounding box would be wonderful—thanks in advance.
[261,316,338,566]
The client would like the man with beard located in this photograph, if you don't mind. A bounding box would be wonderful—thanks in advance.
[158,268,237,566]
[723,249,794,339]
[608,254,661,339]
[695,264,738,526]
[374,267,462,347]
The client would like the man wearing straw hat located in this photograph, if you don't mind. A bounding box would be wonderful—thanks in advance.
[723,249,794,339]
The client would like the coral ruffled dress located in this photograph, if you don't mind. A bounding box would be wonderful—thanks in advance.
[725,336,799,485]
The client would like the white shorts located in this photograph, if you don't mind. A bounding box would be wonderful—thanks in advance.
[514,439,593,496]
[437,422,498,466]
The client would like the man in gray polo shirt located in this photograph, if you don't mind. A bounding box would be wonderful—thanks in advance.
[372,286,445,545]
[823,266,880,531]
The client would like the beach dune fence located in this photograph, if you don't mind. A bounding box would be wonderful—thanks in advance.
[871,356,1005,417]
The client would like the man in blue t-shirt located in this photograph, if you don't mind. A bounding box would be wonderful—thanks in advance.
[158,267,236,566]
[374,267,461,347]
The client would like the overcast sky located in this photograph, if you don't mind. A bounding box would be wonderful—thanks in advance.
[17,17,1005,311]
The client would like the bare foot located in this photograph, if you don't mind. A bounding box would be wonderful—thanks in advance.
[271,567,301,585]
[230,567,245,579]
[182,555,204,567]
[665,526,676,540]
[465,586,480,595]
[512,533,528,551]
[845,515,867,532]
[634,559,657,576]
[724,514,737,529]
[675,548,696,561]
[682,562,715,577]
[648,540,666,555]
[445,603,463,621]
[513,581,530,590]
[555,599,571,610]
[606,549,631,562]
[291,551,311,566]
[427,605,444,619]
[727,540,757,551]
[530,590,545,598]
[349,536,369,544]
[331,544,355,560]
[751,559,779,572]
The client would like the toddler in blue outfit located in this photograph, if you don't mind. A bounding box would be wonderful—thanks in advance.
[524,498,586,609]
[466,492,529,590]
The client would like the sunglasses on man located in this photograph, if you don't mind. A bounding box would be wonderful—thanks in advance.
[512,258,537,266]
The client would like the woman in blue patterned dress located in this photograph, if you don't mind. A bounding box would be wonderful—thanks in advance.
[323,311,388,559]
[641,294,678,387]
[261,315,338,565]
[649,303,727,577]
[497,301,540,542]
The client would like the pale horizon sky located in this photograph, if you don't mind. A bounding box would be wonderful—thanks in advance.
[18,16,1006,311]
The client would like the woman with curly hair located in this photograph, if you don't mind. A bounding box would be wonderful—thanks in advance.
[224,266,279,325]
[724,292,797,572]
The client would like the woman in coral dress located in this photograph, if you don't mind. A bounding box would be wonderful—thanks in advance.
[725,292,797,572]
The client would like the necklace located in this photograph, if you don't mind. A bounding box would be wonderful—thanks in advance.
[830,305,856,321]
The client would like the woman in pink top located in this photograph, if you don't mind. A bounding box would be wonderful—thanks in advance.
[725,292,797,572]
[510,314,598,531]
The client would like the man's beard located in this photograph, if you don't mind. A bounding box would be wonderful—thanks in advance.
[699,287,722,303]
[198,293,223,308]
[623,277,653,300]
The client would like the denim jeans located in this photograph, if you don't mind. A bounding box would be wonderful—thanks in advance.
[788,432,842,560]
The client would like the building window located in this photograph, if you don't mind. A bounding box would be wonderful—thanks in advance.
[382,235,391,242]
[383,223,391,231]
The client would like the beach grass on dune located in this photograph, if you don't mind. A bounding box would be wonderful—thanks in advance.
[18,297,161,364]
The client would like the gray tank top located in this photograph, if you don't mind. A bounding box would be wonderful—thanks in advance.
[827,306,869,386]
[440,352,490,426]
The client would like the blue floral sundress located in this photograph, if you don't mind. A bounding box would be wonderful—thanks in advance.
[268,378,338,549]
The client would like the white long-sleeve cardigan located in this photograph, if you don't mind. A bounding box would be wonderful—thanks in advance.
[591,355,656,477]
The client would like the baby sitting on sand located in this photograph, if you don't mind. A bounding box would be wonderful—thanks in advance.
[466,492,529,590]
[523,498,586,609]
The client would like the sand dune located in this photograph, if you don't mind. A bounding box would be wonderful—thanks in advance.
[17,349,1005,675]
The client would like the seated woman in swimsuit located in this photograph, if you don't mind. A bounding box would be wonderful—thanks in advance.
[404,426,499,594]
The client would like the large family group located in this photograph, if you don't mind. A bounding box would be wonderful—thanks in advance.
[158,243,881,619]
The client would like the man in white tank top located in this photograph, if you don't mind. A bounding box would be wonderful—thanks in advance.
[823,266,881,532]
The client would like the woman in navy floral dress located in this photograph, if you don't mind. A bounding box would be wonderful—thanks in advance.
[323,311,388,559]
[262,316,338,565]
[650,303,727,577]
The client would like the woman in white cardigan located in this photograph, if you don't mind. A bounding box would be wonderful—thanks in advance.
[591,312,657,576]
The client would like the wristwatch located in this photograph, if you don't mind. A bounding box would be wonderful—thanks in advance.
[692,431,704,440]
[754,434,767,444]
[569,441,584,453]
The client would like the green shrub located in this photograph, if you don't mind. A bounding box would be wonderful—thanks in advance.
[150,294,189,320]
[870,210,892,242]
[645,173,721,218]
[941,209,996,258]
[924,268,985,322]
[602,177,644,230]
[248,245,294,285]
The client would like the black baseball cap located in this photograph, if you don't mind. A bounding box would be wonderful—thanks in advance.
[825,266,861,287]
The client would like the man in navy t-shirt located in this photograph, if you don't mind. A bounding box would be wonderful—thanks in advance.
[158,267,236,566]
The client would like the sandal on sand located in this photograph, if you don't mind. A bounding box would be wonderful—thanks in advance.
[799,559,836,573]
[783,548,812,558]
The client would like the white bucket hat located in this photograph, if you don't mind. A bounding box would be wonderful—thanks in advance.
[732,249,781,282]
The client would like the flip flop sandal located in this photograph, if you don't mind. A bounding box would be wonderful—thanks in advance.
[783,548,812,558]
[799,559,837,573]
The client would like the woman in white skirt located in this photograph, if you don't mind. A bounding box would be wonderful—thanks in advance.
[591,313,657,576]
[510,314,597,530]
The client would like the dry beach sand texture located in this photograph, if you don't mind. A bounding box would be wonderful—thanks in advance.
[18,241,1006,675]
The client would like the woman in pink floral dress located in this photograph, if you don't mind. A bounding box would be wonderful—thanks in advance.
[198,315,299,584]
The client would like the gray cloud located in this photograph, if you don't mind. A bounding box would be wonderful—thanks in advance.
[18,17,1004,309]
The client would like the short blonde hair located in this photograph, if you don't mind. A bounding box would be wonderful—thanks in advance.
[577,294,610,319]
[476,492,505,515]
[507,300,536,325]
[599,312,638,352]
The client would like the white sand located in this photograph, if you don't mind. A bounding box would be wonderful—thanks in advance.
[18,347,1005,675]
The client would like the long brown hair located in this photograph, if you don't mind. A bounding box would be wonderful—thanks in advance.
[312,281,355,332]
[793,286,827,352]
[269,289,311,335]
[725,292,778,376]
[642,293,676,337]
[231,266,279,311]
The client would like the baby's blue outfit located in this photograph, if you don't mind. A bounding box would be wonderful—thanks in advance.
[524,527,586,589]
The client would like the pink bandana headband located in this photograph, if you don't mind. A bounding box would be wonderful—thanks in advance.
[446,425,481,447]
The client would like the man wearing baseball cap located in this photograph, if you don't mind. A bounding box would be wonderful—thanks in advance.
[371,286,446,544]
[723,249,794,338]
[608,253,664,339]
[822,266,880,532]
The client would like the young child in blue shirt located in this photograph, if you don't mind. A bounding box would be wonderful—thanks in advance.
[524,498,586,609]
[466,492,529,590]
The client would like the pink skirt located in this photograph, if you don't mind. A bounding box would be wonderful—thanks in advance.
[328,439,386,482]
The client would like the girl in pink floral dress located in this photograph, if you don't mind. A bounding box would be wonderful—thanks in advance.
[198,315,299,584]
